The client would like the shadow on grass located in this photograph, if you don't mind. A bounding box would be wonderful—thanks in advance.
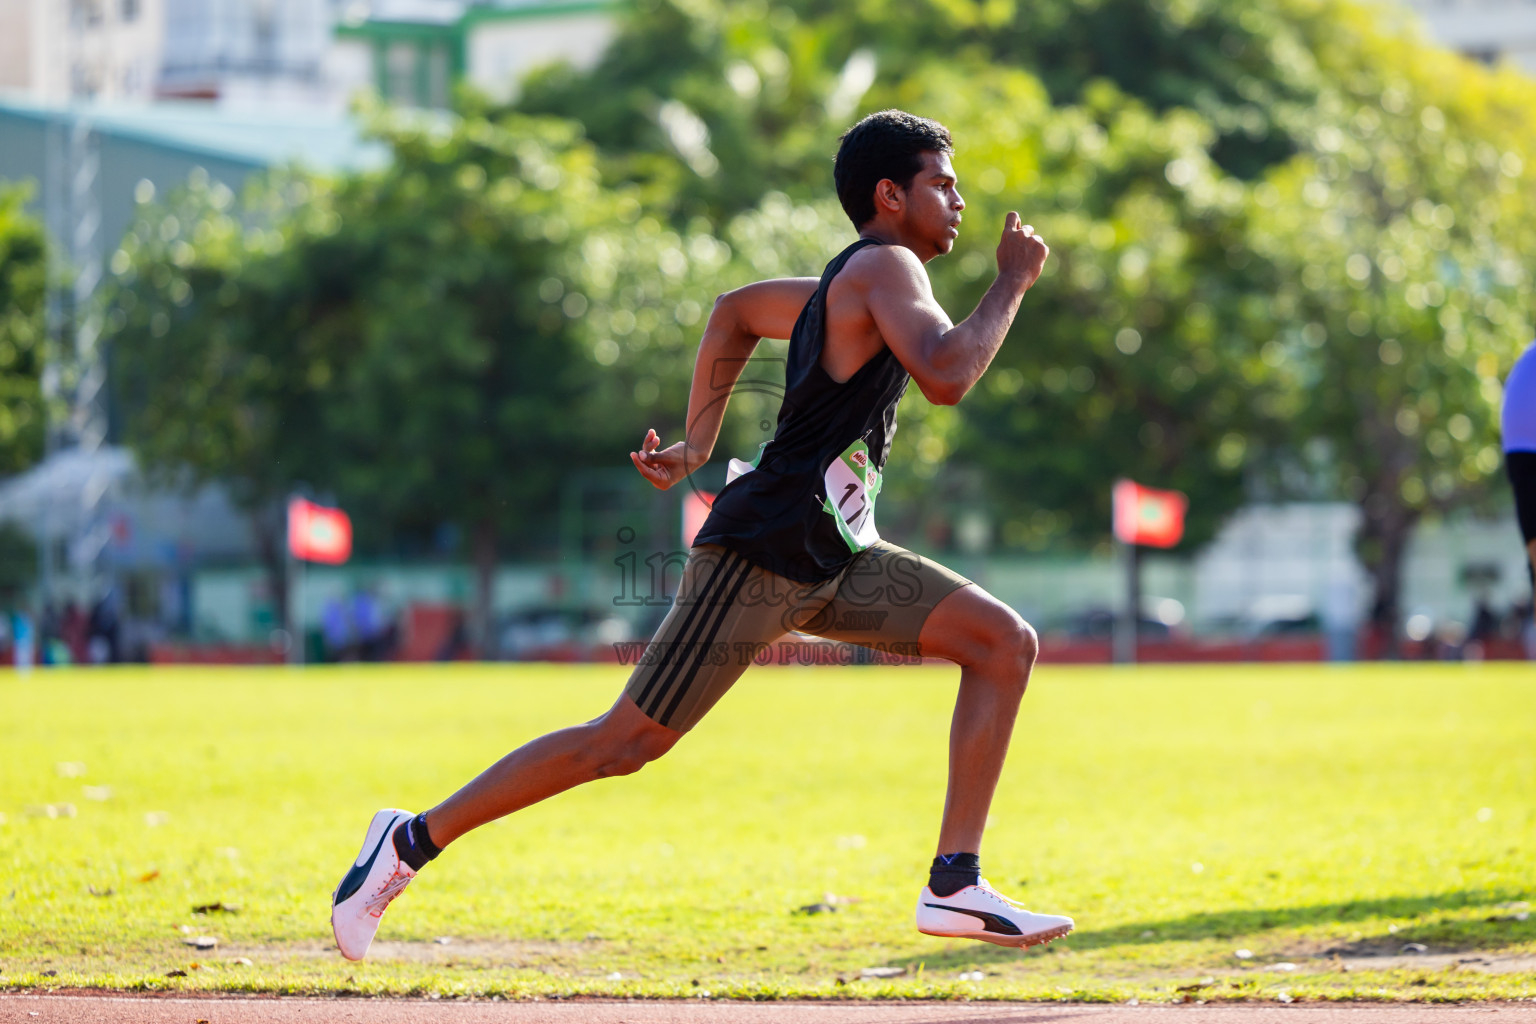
[897,888,1535,969]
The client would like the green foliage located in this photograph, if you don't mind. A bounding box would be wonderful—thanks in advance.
[1,664,1533,998]
[284,111,623,553]
[520,0,1536,592]
[0,182,49,477]
[107,169,295,512]
[519,0,1380,219]
[520,0,866,222]
[104,0,1536,627]
[575,190,852,485]
[527,5,1290,550]
[106,113,626,558]
[1244,12,1536,620]
[884,66,1276,550]
[0,519,37,594]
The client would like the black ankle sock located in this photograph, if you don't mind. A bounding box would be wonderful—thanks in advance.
[393,812,442,872]
[928,852,980,897]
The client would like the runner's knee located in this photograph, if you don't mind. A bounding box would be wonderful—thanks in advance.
[988,614,1038,688]
[1015,618,1039,668]
[591,722,676,778]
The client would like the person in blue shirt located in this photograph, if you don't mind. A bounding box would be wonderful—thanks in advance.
[1503,340,1536,640]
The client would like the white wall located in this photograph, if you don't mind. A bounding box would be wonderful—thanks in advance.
[1192,503,1367,627]
[6,0,167,100]
[972,503,1528,634]
[322,35,373,106]
[159,0,348,107]
[466,13,615,102]
[0,0,36,92]
[1399,0,1536,72]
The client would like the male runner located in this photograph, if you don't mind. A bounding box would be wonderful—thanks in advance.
[332,109,1073,960]
[1503,339,1536,651]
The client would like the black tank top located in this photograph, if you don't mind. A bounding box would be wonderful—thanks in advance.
[692,237,911,582]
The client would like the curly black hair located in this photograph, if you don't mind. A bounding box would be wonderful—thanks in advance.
[833,110,953,228]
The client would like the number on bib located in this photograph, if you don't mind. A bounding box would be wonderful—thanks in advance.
[823,440,881,552]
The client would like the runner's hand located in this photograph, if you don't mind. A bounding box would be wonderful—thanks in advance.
[630,429,693,490]
[997,211,1049,291]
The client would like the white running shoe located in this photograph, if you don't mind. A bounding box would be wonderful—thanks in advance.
[331,808,416,961]
[916,878,1074,948]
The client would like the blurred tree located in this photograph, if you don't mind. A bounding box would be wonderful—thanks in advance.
[519,0,1382,224]
[804,0,1364,179]
[0,182,49,477]
[292,111,628,650]
[106,170,330,630]
[574,190,852,495]
[523,0,1536,619]
[878,66,1279,552]
[107,0,1536,655]
[108,114,631,649]
[1244,14,1536,646]
[519,0,860,223]
[526,9,1286,552]
[0,520,38,598]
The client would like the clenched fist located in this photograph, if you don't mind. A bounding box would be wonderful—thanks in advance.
[997,211,1049,292]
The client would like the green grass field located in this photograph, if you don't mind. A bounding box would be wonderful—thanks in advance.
[1,662,1532,1004]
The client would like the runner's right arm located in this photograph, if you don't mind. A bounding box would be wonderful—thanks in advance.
[858,212,1048,406]
[631,278,817,490]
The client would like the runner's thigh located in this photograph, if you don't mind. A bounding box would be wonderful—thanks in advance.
[625,545,839,732]
[799,542,972,655]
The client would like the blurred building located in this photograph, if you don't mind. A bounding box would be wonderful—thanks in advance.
[0,446,258,653]
[0,1,624,632]
[158,0,350,107]
[0,0,617,111]
[1398,0,1536,72]
[0,97,383,634]
[0,97,384,264]
[0,0,355,108]
[0,0,168,101]
[975,502,1527,643]
[330,0,620,107]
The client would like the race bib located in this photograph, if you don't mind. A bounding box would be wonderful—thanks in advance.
[822,439,882,552]
[726,440,769,484]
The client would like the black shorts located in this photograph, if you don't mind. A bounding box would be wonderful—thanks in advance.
[1509,451,1536,588]
[1510,451,1536,544]
[623,542,972,733]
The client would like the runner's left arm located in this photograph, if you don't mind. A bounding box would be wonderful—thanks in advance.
[632,278,817,490]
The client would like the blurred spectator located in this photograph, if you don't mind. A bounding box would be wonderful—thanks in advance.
[1363,596,1395,660]
[322,594,354,662]
[1323,573,1360,662]
[352,587,393,661]
[12,609,34,669]
[89,587,122,663]
[38,602,60,664]
[1463,599,1498,660]
[1469,599,1498,645]
[61,602,89,664]
[437,615,468,661]
[1515,598,1536,659]
[1430,620,1468,661]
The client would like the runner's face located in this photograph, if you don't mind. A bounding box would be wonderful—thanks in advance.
[901,151,964,259]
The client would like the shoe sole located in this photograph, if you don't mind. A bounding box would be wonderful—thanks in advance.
[919,921,1074,949]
